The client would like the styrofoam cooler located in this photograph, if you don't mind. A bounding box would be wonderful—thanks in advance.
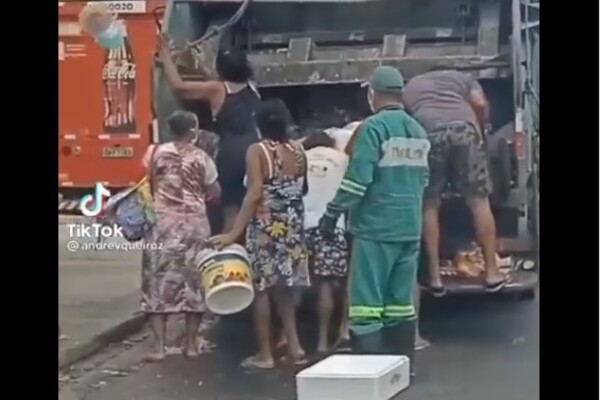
[296,355,410,400]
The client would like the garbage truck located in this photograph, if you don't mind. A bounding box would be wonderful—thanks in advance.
[153,0,539,297]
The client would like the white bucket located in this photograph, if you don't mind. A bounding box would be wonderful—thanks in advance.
[197,244,254,315]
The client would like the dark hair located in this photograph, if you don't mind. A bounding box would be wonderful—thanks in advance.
[216,50,253,83]
[167,110,197,138]
[302,131,335,151]
[255,99,292,142]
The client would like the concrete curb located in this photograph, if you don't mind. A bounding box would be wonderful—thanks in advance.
[59,313,146,370]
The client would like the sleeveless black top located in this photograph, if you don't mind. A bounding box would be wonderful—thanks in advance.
[211,82,260,206]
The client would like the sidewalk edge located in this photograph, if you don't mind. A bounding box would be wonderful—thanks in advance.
[59,313,146,370]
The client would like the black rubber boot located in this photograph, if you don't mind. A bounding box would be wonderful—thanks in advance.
[350,330,388,354]
[383,320,416,376]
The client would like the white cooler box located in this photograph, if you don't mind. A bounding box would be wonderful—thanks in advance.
[296,355,410,400]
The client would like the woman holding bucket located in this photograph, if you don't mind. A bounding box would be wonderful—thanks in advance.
[142,111,221,361]
[212,99,310,369]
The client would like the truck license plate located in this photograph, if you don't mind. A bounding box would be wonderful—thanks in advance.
[102,146,133,158]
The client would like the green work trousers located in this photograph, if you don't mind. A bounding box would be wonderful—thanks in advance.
[348,238,420,335]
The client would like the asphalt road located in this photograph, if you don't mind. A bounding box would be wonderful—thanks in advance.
[63,293,538,400]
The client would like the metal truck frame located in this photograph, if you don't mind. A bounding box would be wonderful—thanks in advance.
[154,0,539,295]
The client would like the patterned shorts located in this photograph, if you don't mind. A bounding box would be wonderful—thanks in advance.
[306,227,349,278]
[425,122,492,201]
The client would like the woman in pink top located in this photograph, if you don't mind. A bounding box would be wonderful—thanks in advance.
[141,111,221,361]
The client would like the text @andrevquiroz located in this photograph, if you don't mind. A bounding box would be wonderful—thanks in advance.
[66,241,163,253]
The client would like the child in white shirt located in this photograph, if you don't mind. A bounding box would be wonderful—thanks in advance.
[302,131,351,353]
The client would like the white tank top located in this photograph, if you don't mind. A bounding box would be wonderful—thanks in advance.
[304,147,349,230]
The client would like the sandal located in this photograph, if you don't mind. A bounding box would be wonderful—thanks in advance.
[428,284,447,298]
[414,337,431,351]
[279,353,309,366]
[240,355,275,370]
[333,337,352,353]
[485,276,511,293]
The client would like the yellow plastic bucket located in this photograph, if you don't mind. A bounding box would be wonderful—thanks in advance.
[197,244,254,315]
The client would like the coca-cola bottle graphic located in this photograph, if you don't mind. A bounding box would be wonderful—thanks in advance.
[102,21,136,134]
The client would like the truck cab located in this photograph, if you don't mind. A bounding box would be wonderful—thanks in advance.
[154,0,539,296]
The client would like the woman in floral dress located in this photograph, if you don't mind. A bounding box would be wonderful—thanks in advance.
[142,111,221,361]
[212,99,309,368]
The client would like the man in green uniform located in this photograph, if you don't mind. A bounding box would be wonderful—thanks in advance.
[318,66,430,362]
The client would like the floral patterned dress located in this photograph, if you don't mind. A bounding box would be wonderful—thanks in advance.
[246,140,310,292]
[141,142,218,313]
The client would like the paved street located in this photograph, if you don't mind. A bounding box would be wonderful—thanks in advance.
[61,294,538,400]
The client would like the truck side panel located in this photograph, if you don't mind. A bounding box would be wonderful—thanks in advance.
[59,1,160,189]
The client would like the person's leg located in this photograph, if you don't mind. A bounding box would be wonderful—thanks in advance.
[348,238,387,353]
[337,282,351,342]
[146,314,167,361]
[422,200,443,293]
[274,288,306,363]
[337,232,352,346]
[317,279,335,353]
[422,129,450,295]
[466,196,505,288]
[450,124,507,290]
[243,291,275,368]
[383,241,420,374]
[413,285,430,351]
[183,313,202,358]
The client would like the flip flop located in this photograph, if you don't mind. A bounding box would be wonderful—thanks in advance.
[279,354,309,366]
[428,284,447,298]
[333,338,352,353]
[485,276,511,293]
[240,355,275,370]
[415,337,431,351]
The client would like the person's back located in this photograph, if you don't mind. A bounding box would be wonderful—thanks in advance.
[213,82,260,188]
[212,99,308,369]
[402,70,479,131]
[159,46,259,228]
[402,70,509,295]
[150,142,216,216]
[258,140,306,210]
[141,111,221,362]
[304,146,348,230]
[317,66,430,361]
[349,107,430,243]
